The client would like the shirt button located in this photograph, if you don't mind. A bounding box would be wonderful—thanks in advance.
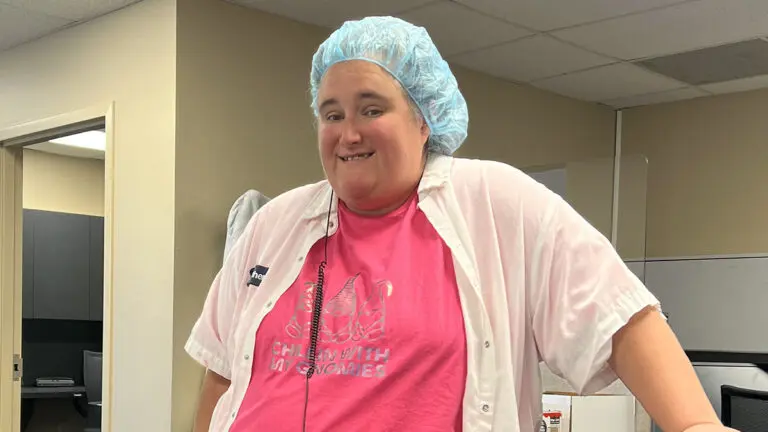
[231,412,236,418]
[244,354,250,360]
[298,256,304,262]
[484,341,491,348]
[481,404,490,413]
[265,301,273,310]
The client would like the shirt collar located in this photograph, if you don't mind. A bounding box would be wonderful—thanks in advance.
[303,153,453,220]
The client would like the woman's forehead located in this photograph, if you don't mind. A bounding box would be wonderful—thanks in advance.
[320,61,403,96]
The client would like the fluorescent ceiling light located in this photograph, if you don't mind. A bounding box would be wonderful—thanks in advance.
[50,130,106,151]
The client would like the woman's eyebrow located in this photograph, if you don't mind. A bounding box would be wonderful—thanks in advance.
[318,91,388,111]
[358,91,387,102]
[318,97,338,112]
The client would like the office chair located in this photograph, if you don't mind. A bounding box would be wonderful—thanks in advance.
[83,350,103,432]
[721,384,768,431]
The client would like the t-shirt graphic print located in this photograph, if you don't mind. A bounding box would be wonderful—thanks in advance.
[279,273,390,378]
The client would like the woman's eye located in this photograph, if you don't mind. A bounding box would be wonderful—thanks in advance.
[364,108,383,117]
[325,113,342,121]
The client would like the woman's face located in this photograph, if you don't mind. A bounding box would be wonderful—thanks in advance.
[316,60,430,215]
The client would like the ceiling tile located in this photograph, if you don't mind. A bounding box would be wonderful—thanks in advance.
[230,0,435,29]
[700,74,768,94]
[449,35,614,82]
[6,0,142,21]
[0,3,71,51]
[601,87,709,109]
[531,63,684,102]
[636,38,768,85]
[553,0,768,61]
[398,2,530,56]
[454,0,687,31]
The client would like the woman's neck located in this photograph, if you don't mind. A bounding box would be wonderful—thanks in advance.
[343,152,429,216]
[345,188,418,216]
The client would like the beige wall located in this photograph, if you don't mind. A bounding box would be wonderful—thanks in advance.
[565,157,615,239]
[616,154,649,261]
[454,67,615,167]
[623,89,768,258]
[0,0,177,430]
[172,0,329,429]
[22,149,105,216]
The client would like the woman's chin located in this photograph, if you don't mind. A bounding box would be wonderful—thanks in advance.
[335,179,375,201]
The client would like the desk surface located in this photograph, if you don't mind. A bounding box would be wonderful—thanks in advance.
[21,385,85,399]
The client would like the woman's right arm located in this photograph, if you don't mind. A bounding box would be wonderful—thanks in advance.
[186,209,265,430]
[193,369,232,432]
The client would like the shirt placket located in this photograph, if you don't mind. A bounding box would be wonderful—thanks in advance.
[223,217,337,430]
[453,244,497,431]
[418,197,496,431]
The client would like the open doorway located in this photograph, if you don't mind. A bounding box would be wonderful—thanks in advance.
[0,111,113,432]
[21,129,105,431]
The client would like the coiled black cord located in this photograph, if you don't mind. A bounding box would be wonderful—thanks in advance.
[305,256,326,380]
[302,191,333,432]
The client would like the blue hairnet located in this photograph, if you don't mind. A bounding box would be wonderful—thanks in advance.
[310,16,469,155]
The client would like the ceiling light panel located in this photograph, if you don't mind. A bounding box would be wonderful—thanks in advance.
[50,130,106,151]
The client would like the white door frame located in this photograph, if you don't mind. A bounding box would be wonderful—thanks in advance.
[0,102,115,432]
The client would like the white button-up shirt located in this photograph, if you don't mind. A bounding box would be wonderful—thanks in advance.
[186,154,660,431]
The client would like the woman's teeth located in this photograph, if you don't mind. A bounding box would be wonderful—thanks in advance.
[340,152,374,161]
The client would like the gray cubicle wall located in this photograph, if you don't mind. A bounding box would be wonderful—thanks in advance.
[643,256,768,432]
[528,167,567,199]
[642,256,768,353]
[624,261,645,283]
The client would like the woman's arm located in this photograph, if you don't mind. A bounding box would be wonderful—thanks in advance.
[193,369,231,432]
[609,306,736,432]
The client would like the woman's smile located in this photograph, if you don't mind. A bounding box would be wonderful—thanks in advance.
[338,151,375,162]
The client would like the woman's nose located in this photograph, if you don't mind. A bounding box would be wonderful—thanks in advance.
[339,119,362,145]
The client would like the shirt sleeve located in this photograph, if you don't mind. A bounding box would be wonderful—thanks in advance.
[529,193,662,394]
[184,210,260,380]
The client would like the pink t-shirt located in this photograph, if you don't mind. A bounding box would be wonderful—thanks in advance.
[230,192,468,432]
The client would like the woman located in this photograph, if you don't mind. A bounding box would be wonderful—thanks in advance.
[187,16,736,432]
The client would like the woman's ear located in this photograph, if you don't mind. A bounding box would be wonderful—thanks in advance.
[420,120,430,141]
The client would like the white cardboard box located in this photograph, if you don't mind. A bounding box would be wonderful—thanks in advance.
[542,394,571,432]
[543,393,635,432]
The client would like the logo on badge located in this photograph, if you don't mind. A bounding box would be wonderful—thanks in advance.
[247,265,269,287]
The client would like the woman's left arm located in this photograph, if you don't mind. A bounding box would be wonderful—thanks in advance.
[610,306,737,432]
[512,172,739,432]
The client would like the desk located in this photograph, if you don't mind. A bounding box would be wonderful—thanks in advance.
[22,385,85,399]
[21,386,86,431]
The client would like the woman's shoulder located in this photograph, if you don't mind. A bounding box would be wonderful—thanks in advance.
[444,156,562,228]
[252,180,329,224]
[448,157,553,199]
